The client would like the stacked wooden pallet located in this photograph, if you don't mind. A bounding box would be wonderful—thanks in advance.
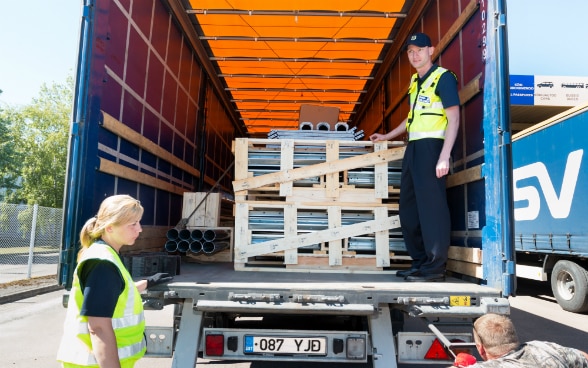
[232,138,408,272]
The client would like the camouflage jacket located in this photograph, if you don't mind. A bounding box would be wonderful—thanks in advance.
[471,341,588,368]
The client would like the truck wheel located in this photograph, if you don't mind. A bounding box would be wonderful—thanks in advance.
[550,260,588,313]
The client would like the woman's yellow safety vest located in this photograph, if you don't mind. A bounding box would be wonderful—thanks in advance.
[406,66,450,141]
[57,241,146,366]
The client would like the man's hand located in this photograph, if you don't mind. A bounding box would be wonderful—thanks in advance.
[436,156,450,178]
[145,272,173,289]
[453,352,477,367]
[369,133,387,142]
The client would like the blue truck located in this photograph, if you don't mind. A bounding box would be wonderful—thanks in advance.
[513,102,588,313]
[58,0,515,366]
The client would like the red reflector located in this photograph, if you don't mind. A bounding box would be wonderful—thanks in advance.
[205,334,224,356]
[424,339,450,360]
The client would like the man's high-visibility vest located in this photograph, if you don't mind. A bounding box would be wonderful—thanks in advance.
[406,66,451,141]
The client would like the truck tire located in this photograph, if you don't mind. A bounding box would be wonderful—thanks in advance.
[550,260,588,313]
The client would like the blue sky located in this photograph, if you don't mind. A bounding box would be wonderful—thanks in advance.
[0,1,586,106]
[0,1,81,106]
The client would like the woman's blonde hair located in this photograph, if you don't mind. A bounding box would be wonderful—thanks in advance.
[78,195,144,258]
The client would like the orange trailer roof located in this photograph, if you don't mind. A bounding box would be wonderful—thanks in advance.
[185,0,411,135]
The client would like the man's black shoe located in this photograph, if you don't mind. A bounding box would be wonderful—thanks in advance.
[405,273,446,282]
[396,269,419,278]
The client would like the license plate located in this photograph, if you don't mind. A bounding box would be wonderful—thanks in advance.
[244,335,327,355]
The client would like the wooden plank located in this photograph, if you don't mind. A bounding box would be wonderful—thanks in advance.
[374,207,390,267]
[101,111,200,178]
[238,215,401,258]
[446,165,482,188]
[447,259,483,279]
[287,255,382,271]
[204,193,221,227]
[183,192,220,227]
[234,202,249,263]
[284,204,298,264]
[286,187,383,205]
[233,138,250,181]
[448,246,483,264]
[236,200,396,211]
[326,141,340,198]
[374,142,389,199]
[233,146,406,191]
[279,140,294,197]
[459,73,482,106]
[98,158,185,195]
[328,206,343,266]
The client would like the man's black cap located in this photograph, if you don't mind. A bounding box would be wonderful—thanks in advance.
[406,33,432,48]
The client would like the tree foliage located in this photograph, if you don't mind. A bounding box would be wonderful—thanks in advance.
[0,76,73,207]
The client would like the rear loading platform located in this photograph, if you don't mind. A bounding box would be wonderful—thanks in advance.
[142,262,507,366]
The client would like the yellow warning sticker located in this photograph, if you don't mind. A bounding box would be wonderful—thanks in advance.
[450,296,471,306]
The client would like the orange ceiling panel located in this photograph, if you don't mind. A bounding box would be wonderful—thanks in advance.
[185,0,411,135]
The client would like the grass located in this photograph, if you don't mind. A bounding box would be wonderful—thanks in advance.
[0,246,59,255]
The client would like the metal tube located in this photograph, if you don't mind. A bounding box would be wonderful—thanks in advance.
[179,229,191,241]
[214,230,232,240]
[166,228,179,241]
[165,240,178,253]
[189,240,202,254]
[191,229,203,241]
[203,229,216,242]
[177,240,190,253]
[202,241,216,254]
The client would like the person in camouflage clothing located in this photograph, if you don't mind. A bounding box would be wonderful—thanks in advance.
[466,313,588,367]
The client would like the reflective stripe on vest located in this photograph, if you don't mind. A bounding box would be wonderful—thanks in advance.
[57,242,146,366]
[406,66,449,141]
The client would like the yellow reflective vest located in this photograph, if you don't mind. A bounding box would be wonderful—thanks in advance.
[57,241,146,366]
[406,66,450,141]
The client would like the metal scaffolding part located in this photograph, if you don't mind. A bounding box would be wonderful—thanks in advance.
[267,129,364,141]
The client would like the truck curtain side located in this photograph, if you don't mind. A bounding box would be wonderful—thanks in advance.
[59,0,514,367]
[513,102,588,313]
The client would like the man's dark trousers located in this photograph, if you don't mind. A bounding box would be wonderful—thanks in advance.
[399,138,450,275]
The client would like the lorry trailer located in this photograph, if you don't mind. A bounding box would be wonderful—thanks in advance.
[59,0,515,366]
[513,102,588,313]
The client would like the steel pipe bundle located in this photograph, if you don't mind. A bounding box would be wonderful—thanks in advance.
[165,227,232,256]
[266,129,364,141]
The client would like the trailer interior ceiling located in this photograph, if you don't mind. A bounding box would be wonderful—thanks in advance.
[177,0,413,136]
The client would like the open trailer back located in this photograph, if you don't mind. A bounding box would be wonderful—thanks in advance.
[59,0,514,366]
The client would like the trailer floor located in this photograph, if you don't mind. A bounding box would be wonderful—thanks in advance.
[150,262,502,299]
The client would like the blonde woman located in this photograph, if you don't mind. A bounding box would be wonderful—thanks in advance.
[57,195,172,368]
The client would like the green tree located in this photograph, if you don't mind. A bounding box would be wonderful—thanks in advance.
[0,107,20,198]
[1,76,73,207]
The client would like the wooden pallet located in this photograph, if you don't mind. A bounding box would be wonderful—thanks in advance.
[232,138,405,202]
[231,138,407,273]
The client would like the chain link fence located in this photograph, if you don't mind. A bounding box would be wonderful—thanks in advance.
[0,203,62,284]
